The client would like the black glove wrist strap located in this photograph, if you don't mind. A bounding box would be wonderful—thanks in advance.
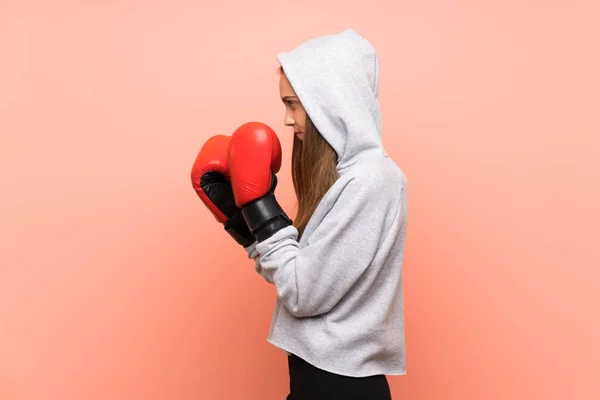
[241,193,292,242]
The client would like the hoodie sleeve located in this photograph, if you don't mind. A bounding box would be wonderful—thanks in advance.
[254,173,398,318]
[244,242,275,284]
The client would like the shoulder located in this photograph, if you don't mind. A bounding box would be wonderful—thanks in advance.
[341,157,407,192]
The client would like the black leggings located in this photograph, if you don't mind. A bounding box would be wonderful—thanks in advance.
[286,354,392,400]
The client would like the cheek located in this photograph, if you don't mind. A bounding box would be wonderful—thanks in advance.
[297,109,307,129]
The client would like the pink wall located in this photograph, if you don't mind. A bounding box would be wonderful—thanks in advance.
[1,1,598,399]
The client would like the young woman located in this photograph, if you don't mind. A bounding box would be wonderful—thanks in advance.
[192,28,407,400]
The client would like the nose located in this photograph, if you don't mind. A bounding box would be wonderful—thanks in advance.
[284,110,295,127]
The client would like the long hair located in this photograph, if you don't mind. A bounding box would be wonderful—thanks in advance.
[280,69,339,238]
[291,115,339,238]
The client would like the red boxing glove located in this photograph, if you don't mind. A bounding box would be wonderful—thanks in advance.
[228,122,292,242]
[190,135,254,247]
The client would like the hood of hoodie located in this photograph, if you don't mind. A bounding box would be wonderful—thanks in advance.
[277,29,385,171]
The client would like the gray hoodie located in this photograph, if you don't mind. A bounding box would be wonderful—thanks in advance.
[245,28,408,378]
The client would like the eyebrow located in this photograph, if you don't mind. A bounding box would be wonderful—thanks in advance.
[281,96,299,102]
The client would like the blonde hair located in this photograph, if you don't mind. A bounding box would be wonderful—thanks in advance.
[278,67,339,238]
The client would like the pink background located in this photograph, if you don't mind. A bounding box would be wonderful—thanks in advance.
[1,0,598,399]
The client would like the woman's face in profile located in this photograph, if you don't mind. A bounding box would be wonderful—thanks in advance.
[279,72,306,142]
